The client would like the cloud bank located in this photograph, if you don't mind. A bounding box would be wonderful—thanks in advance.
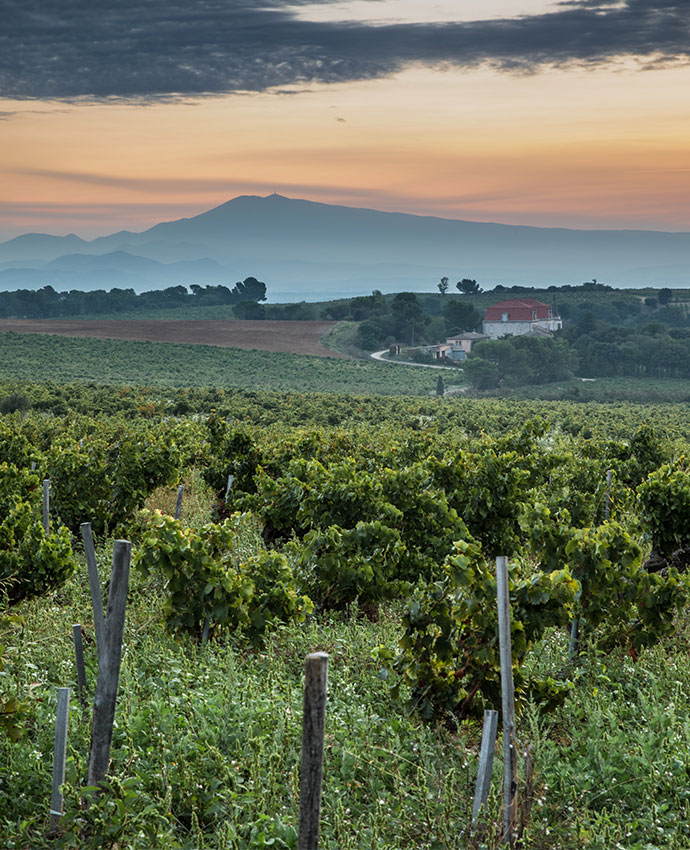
[1,0,688,101]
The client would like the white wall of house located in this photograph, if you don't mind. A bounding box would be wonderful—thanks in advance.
[482,318,562,340]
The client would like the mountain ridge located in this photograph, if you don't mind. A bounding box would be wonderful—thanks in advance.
[1,194,690,298]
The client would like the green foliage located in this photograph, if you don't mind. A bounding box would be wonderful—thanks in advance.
[0,463,75,605]
[298,521,406,610]
[637,460,690,558]
[134,511,312,643]
[468,335,577,387]
[443,298,481,334]
[429,448,529,555]
[387,540,576,722]
[523,505,690,652]
[456,278,481,294]
[45,428,180,535]
[0,613,29,743]
[463,356,500,389]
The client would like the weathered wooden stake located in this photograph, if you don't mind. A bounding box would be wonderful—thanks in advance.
[72,624,87,702]
[31,460,37,471]
[42,478,50,535]
[298,652,329,850]
[604,468,613,520]
[224,473,234,501]
[174,485,184,520]
[496,556,518,848]
[568,617,580,663]
[49,687,70,835]
[87,540,131,789]
[471,708,499,832]
[81,523,105,664]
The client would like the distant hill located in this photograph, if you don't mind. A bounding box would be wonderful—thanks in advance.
[1,194,689,298]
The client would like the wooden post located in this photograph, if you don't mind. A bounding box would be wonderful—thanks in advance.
[72,624,87,702]
[298,652,329,850]
[471,708,499,832]
[81,523,105,664]
[224,474,234,501]
[568,617,580,663]
[604,469,613,520]
[201,615,210,644]
[496,556,518,848]
[49,687,70,835]
[174,485,184,520]
[87,540,131,788]
[42,478,50,535]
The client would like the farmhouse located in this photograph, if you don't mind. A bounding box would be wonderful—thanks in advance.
[420,332,490,362]
[482,298,562,340]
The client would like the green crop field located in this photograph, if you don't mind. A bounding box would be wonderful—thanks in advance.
[0,331,465,396]
[3,350,690,847]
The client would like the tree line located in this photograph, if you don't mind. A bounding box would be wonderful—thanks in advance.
[0,278,267,318]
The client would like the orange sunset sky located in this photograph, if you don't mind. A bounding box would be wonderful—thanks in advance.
[2,0,689,240]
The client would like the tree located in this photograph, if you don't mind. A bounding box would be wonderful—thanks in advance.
[456,278,481,295]
[233,277,267,302]
[436,375,445,396]
[234,300,265,320]
[437,277,449,295]
[658,288,673,306]
[463,358,500,389]
[444,300,481,335]
[391,292,427,344]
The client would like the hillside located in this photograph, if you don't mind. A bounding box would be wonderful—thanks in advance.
[2,194,690,298]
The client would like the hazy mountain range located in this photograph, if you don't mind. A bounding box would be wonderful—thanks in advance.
[1,194,689,300]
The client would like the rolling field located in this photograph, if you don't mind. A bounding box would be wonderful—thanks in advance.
[0,319,343,358]
[0,331,465,396]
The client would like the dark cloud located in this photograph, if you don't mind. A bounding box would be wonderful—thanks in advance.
[1,0,688,101]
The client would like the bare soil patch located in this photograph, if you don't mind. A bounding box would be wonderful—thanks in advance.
[0,319,345,358]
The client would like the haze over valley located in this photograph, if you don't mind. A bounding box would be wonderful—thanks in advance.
[2,194,690,300]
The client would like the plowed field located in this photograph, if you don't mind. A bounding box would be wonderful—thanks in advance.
[0,319,344,358]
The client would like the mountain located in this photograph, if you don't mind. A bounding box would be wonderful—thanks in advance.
[1,194,689,298]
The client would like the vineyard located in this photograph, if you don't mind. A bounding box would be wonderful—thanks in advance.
[0,332,466,396]
[3,388,690,847]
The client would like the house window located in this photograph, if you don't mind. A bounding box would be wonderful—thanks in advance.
[501,312,509,322]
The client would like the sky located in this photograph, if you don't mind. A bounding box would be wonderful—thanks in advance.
[2,0,690,241]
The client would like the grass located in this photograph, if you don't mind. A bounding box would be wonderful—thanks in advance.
[319,321,369,359]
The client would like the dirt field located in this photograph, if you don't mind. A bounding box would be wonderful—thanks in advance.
[0,319,346,358]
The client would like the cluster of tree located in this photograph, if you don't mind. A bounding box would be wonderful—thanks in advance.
[355,292,482,350]
[492,279,614,294]
[464,335,577,389]
[564,320,690,379]
[437,277,482,295]
[0,278,267,318]
[465,315,690,389]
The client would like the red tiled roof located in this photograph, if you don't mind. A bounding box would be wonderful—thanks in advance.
[484,299,552,322]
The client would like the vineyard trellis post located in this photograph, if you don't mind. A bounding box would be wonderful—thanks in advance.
[42,478,50,535]
[72,624,87,704]
[604,468,613,520]
[496,556,518,848]
[298,652,329,850]
[87,539,131,788]
[471,708,498,833]
[174,485,184,520]
[81,522,105,663]
[48,687,70,836]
